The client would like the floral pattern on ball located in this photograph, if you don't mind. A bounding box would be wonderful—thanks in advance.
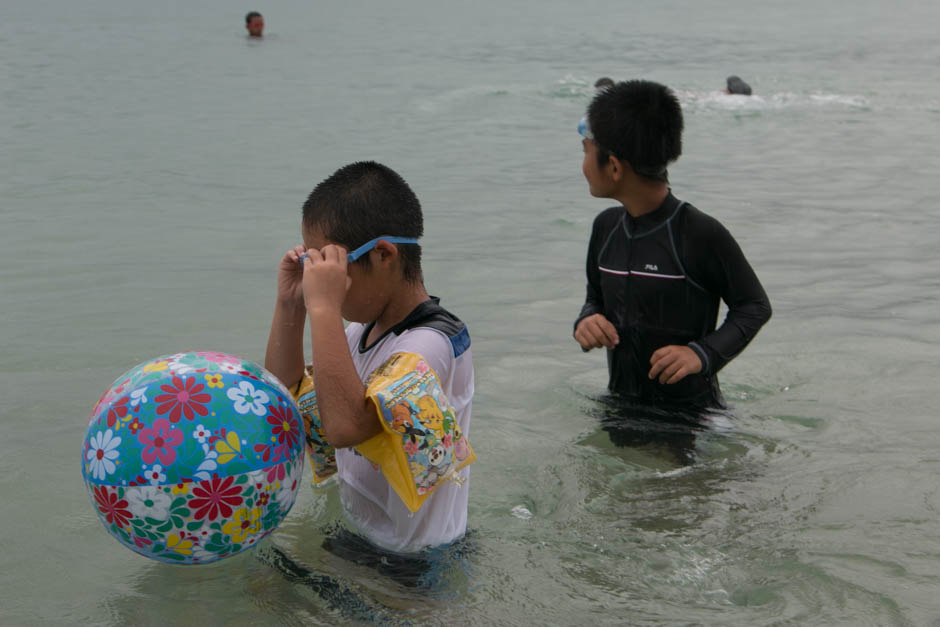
[81,351,305,564]
[85,459,301,563]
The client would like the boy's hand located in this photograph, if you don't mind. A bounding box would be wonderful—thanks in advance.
[302,245,352,314]
[574,314,619,351]
[276,245,308,307]
[648,345,702,384]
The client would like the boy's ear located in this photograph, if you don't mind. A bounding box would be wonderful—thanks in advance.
[607,154,626,182]
[371,239,400,265]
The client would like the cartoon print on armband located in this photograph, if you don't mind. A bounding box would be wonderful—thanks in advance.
[454,434,471,462]
[427,444,446,467]
[417,395,445,437]
[390,401,414,433]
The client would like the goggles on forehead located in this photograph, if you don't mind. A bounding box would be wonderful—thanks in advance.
[577,116,594,141]
[299,235,420,265]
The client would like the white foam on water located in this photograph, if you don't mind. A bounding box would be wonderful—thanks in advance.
[807,93,870,107]
[511,504,534,520]
[656,465,695,479]
[677,89,871,113]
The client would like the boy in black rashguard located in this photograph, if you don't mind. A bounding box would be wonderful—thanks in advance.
[573,80,771,409]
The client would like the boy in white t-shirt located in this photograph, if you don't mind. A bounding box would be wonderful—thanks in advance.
[264,161,473,563]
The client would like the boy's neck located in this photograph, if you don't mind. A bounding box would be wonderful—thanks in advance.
[613,176,669,218]
[368,281,430,343]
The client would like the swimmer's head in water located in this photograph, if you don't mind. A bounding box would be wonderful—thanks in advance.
[301,161,424,284]
[584,80,682,182]
[594,77,615,91]
[725,75,752,96]
[245,11,264,37]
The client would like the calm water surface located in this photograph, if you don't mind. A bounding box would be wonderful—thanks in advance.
[3,0,940,624]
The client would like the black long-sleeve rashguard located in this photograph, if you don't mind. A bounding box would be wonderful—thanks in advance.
[575,192,771,407]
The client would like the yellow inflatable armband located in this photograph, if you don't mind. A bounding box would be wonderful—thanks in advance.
[356,352,476,513]
[292,367,337,483]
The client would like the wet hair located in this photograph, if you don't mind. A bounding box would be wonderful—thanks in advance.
[725,75,752,96]
[587,79,683,182]
[245,11,262,24]
[594,77,615,91]
[302,161,424,283]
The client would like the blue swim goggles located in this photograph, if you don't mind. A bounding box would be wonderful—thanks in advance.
[299,236,419,265]
[577,115,594,141]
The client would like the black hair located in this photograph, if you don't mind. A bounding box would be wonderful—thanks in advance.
[302,161,424,284]
[725,75,752,96]
[587,80,683,182]
[245,11,262,24]
[594,77,615,90]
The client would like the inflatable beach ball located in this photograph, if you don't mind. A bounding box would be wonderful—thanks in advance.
[81,351,305,564]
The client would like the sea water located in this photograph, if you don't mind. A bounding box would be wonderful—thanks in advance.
[3,0,940,624]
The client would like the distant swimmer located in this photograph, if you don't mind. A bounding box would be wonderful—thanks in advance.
[245,11,264,38]
[724,75,752,96]
[594,77,615,92]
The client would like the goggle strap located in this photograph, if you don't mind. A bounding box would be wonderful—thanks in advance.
[346,236,420,263]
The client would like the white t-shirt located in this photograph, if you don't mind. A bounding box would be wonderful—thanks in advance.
[337,316,473,554]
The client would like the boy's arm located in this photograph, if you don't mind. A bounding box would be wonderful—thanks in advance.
[264,246,309,389]
[303,246,382,449]
[688,219,772,375]
[574,210,620,350]
[264,300,306,391]
[574,214,606,329]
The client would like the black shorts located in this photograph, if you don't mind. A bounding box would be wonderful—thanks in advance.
[321,523,474,589]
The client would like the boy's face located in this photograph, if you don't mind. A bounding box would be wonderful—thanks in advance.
[581,138,616,198]
[246,16,264,37]
[302,225,392,324]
